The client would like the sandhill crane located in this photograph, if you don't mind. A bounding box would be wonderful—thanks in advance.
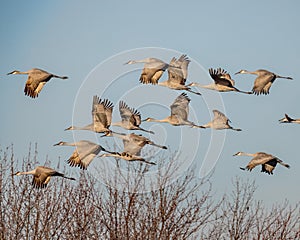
[100,132,162,165]
[279,114,300,124]
[102,131,167,155]
[12,166,75,188]
[142,93,200,127]
[235,69,293,95]
[233,151,290,175]
[196,110,241,131]
[154,54,201,95]
[7,68,68,98]
[112,101,154,134]
[100,152,156,165]
[54,140,114,170]
[125,57,169,84]
[127,55,201,95]
[191,68,252,94]
[65,96,113,133]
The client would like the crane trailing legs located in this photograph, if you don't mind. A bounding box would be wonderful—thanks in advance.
[54,140,115,170]
[190,68,252,94]
[142,93,202,127]
[7,68,68,98]
[111,101,154,134]
[194,110,242,131]
[235,69,293,95]
[12,166,75,188]
[233,151,290,175]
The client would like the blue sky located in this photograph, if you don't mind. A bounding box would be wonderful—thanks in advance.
[1,0,299,205]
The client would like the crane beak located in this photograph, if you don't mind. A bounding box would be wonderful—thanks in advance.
[7,71,15,75]
[233,152,239,156]
[234,71,241,75]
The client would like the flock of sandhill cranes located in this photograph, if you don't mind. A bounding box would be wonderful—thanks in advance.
[8,54,295,188]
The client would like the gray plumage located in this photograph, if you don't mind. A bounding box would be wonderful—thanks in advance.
[235,69,293,95]
[100,151,156,165]
[125,58,169,84]
[7,68,68,98]
[233,151,290,175]
[103,131,167,156]
[143,93,201,127]
[198,110,242,131]
[192,68,252,94]
[100,132,166,165]
[54,140,114,170]
[13,166,75,188]
[159,55,201,95]
[112,101,154,134]
[65,96,113,133]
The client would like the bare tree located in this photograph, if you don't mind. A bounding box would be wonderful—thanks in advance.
[92,155,220,239]
[201,177,300,240]
[0,144,299,239]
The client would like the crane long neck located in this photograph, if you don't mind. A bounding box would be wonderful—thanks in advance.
[241,70,257,75]
[19,169,36,175]
[193,83,215,90]
[150,117,170,123]
[239,152,255,157]
[157,81,169,87]
[110,132,126,139]
[135,59,148,63]
[71,124,93,130]
[111,121,123,127]
[128,59,149,64]
[61,142,77,147]
[100,153,116,158]
[17,71,30,75]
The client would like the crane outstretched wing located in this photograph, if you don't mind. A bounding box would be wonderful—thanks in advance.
[24,69,52,98]
[170,93,190,120]
[119,101,142,127]
[93,96,114,128]
[209,68,235,87]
